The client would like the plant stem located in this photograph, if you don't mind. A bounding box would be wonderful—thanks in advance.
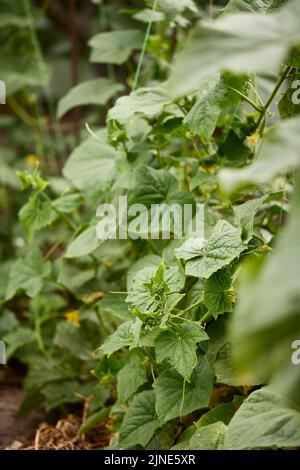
[199,311,212,324]
[208,0,213,19]
[132,0,159,90]
[229,87,263,112]
[181,299,203,315]
[256,66,293,132]
[170,313,202,326]
[69,0,80,145]
[41,191,76,230]
[7,96,37,128]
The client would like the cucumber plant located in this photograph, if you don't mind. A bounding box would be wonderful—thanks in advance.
[1,0,300,450]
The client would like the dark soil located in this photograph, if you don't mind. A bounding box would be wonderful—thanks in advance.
[0,366,46,449]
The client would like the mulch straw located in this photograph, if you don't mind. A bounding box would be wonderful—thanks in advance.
[5,413,112,450]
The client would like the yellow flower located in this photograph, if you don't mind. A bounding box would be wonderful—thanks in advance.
[207,164,217,174]
[25,154,39,167]
[245,132,260,148]
[65,310,80,327]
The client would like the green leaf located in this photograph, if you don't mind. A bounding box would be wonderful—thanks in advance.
[53,322,93,361]
[155,324,208,379]
[214,342,238,386]
[0,310,18,336]
[225,388,300,449]
[166,0,300,97]
[52,193,83,214]
[89,30,143,64]
[6,248,51,300]
[174,238,204,262]
[128,166,178,206]
[65,225,102,259]
[204,269,233,318]
[100,321,134,356]
[117,354,148,403]
[176,220,245,279]
[219,117,300,193]
[153,356,214,423]
[159,0,198,15]
[0,14,28,28]
[184,77,226,138]
[230,171,300,403]
[197,396,243,426]
[57,78,124,119]
[127,255,162,290]
[100,294,131,320]
[134,9,165,23]
[233,195,268,243]
[63,133,122,193]
[19,195,56,241]
[0,55,50,96]
[190,422,227,450]
[119,390,160,448]
[278,83,300,119]
[79,407,111,435]
[126,264,184,314]
[3,327,35,359]
[42,381,83,411]
[223,0,285,13]
[108,87,171,124]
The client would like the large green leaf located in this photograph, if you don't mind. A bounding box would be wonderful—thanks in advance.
[175,220,245,279]
[128,166,178,206]
[219,117,300,193]
[190,422,227,450]
[224,388,300,449]
[89,30,143,64]
[108,87,171,124]
[19,195,56,241]
[233,195,268,242]
[230,171,300,403]
[6,248,51,300]
[119,390,160,448]
[57,78,124,119]
[153,356,214,423]
[184,76,226,138]
[117,354,148,403]
[100,321,134,356]
[155,324,209,379]
[65,225,102,259]
[63,133,122,193]
[166,0,300,97]
[204,269,233,318]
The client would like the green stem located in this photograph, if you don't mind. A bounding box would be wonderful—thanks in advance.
[7,96,37,128]
[132,0,159,90]
[170,313,202,326]
[199,311,212,324]
[181,299,203,315]
[41,191,76,230]
[23,0,67,164]
[256,66,293,132]
[228,87,263,112]
[249,76,264,107]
